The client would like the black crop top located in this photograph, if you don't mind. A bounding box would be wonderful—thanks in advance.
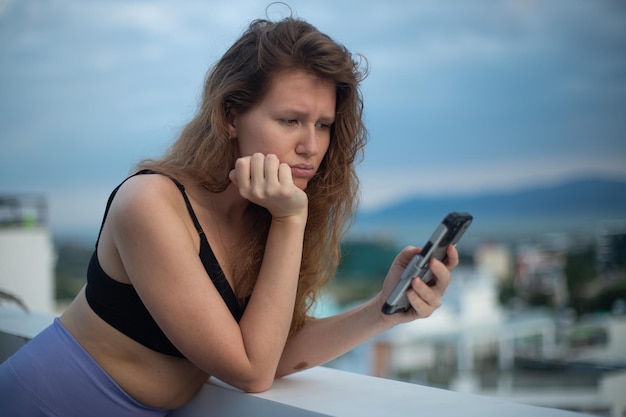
[85,170,245,358]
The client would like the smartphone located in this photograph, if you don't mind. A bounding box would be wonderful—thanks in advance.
[381,211,473,315]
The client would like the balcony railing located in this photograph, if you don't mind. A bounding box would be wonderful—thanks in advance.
[0,307,602,417]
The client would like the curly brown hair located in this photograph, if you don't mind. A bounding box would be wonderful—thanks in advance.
[139,16,368,336]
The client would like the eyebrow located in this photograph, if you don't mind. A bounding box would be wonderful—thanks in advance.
[282,109,335,124]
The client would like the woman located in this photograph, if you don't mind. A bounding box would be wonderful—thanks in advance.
[0,14,458,416]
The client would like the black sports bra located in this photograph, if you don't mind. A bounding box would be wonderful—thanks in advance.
[85,169,245,358]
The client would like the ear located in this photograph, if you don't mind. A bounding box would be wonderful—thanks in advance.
[226,108,238,139]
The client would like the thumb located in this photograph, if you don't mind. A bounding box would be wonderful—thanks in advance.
[395,246,421,269]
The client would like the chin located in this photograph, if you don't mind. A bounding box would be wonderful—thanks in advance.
[294,179,309,190]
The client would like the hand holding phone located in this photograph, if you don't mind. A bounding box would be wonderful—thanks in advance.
[382,212,473,315]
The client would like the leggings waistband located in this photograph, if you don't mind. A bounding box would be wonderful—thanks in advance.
[1,318,169,417]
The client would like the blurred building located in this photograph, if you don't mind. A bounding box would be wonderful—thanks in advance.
[0,195,56,314]
[324,241,626,416]
[596,220,626,272]
[474,241,514,284]
[514,239,569,308]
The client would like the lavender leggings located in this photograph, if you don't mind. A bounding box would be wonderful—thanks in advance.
[0,318,169,417]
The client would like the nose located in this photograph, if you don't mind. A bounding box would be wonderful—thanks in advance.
[295,124,320,156]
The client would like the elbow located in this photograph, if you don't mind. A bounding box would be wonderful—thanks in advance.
[207,358,278,393]
[237,376,274,393]
[225,367,276,393]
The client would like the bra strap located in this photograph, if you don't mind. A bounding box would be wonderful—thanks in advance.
[95,169,205,246]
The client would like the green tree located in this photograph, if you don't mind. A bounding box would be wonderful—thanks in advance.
[564,247,596,297]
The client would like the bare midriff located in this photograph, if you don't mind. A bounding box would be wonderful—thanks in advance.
[60,288,209,410]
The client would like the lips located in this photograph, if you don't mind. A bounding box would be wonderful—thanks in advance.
[290,163,315,178]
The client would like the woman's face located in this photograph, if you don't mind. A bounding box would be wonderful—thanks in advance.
[229,70,336,190]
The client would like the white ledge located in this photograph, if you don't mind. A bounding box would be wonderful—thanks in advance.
[0,308,596,417]
[170,366,594,417]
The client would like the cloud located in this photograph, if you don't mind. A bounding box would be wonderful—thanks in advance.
[79,2,183,35]
[1,0,625,236]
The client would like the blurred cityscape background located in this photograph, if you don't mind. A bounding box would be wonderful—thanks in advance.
[1,175,625,415]
[1,1,625,416]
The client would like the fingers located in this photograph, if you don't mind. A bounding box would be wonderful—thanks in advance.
[395,246,420,268]
[404,246,457,318]
[231,156,250,188]
[382,246,460,322]
[406,278,442,318]
[230,153,280,191]
[445,245,459,269]
[231,153,284,184]
[277,161,293,184]
[430,257,452,289]
[250,152,268,189]
[228,153,308,218]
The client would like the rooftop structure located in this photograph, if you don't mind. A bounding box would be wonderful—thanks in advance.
[0,194,56,314]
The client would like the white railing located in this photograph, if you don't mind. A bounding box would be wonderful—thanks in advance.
[0,308,600,417]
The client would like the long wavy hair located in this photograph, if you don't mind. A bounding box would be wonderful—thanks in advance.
[138,16,368,336]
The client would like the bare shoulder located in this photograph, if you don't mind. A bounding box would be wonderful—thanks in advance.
[105,173,194,244]
[114,173,183,207]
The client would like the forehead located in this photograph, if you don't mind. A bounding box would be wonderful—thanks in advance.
[261,70,336,112]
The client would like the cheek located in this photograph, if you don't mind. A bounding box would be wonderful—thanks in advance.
[234,113,266,155]
[322,139,331,156]
[320,136,331,159]
[235,129,270,156]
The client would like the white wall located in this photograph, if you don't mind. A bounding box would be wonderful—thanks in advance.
[0,227,56,314]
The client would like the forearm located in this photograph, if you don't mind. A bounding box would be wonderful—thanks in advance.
[276,295,395,377]
[238,216,306,383]
[275,244,459,379]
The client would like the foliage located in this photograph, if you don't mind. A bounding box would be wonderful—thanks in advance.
[498,280,517,305]
[572,274,626,316]
[54,243,92,301]
[335,239,398,282]
[563,246,597,301]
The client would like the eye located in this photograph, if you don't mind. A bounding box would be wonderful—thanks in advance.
[282,119,299,126]
[316,122,332,130]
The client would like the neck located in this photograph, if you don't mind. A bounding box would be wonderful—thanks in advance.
[189,181,250,227]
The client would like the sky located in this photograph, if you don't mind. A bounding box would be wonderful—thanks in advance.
[1,0,625,238]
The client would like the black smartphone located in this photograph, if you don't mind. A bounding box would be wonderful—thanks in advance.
[381,211,473,315]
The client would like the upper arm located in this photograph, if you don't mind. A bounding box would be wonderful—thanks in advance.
[105,176,251,379]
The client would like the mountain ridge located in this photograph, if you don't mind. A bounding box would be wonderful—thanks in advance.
[353,177,626,242]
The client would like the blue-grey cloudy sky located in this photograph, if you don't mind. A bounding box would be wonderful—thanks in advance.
[1,0,625,237]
